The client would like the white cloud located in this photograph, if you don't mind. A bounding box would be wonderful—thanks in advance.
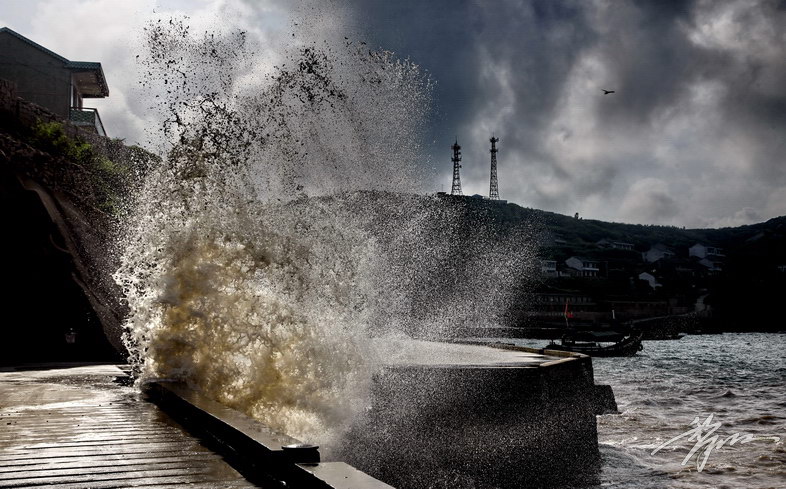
[7,0,290,146]
[618,178,679,225]
[764,187,786,220]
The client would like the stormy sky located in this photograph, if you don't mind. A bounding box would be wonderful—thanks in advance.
[2,0,785,228]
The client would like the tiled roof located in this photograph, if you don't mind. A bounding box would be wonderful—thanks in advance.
[65,61,102,70]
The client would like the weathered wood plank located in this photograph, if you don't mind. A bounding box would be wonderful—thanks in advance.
[0,365,262,488]
[0,446,210,462]
[0,453,220,473]
[0,451,218,467]
[0,473,249,489]
[49,477,254,489]
[0,462,221,480]
[6,438,209,451]
[18,436,192,449]
[0,467,218,487]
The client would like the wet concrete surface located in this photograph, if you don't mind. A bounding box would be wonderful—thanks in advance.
[0,363,262,488]
[382,340,562,367]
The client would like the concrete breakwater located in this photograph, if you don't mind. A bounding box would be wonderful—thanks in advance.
[341,342,616,488]
[147,341,615,489]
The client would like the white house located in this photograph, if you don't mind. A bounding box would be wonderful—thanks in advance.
[565,256,600,277]
[597,239,635,251]
[540,260,558,277]
[643,243,676,263]
[689,243,724,259]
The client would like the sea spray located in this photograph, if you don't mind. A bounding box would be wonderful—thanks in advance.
[116,16,540,452]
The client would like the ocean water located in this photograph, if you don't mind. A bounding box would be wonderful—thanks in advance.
[511,333,786,489]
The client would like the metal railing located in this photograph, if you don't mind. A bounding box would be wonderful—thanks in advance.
[69,107,106,137]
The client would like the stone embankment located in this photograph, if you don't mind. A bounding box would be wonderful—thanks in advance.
[0,78,156,363]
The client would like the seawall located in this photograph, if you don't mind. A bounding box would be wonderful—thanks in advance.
[341,341,615,488]
[146,341,616,489]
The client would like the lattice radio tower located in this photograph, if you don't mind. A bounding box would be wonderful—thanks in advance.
[489,136,500,200]
[451,140,463,195]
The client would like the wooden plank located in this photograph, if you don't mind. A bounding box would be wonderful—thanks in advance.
[1,426,172,433]
[0,446,212,462]
[51,478,253,489]
[0,451,218,467]
[7,440,206,452]
[0,474,249,489]
[0,454,220,473]
[0,433,186,444]
[3,421,166,427]
[1,426,177,432]
[122,482,257,489]
[18,436,191,449]
[0,462,220,480]
[0,466,216,487]
[0,366,261,488]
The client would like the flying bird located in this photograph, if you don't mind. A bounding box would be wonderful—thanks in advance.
[602,89,615,95]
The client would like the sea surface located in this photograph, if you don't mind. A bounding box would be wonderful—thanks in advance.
[507,333,786,489]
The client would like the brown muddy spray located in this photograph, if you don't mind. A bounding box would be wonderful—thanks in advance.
[115,16,540,458]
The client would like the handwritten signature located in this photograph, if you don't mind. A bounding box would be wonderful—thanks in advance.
[651,413,781,472]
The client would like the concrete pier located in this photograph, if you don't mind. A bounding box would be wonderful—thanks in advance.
[339,341,613,488]
[0,364,261,488]
[1,344,615,489]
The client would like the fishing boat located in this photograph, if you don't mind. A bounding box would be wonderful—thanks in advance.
[545,301,644,357]
[546,330,644,357]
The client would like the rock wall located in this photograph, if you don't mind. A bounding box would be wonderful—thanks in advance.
[0,79,154,363]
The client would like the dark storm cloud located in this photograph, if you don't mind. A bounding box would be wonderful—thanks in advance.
[7,0,783,226]
[592,1,704,124]
[345,0,596,175]
[345,0,786,227]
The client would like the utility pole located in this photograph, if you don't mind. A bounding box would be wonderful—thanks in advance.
[489,136,499,200]
[451,140,463,196]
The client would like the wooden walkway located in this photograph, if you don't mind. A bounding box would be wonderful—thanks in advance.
[0,364,262,489]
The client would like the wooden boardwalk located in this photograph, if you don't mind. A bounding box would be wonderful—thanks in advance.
[0,364,261,489]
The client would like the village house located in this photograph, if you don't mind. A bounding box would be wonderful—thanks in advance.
[540,259,558,277]
[698,258,723,273]
[596,239,635,251]
[545,234,568,246]
[534,292,596,317]
[565,256,600,277]
[0,27,109,136]
[642,243,676,263]
[689,243,724,259]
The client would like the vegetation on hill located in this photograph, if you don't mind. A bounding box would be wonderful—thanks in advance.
[29,120,148,216]
[455,197,786,332]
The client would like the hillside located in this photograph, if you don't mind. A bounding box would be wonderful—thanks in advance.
[450,195,786,332]
[1,79,156,363]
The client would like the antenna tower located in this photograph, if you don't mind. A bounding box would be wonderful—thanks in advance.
[450,140,463,195]
[489,136,500,200]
